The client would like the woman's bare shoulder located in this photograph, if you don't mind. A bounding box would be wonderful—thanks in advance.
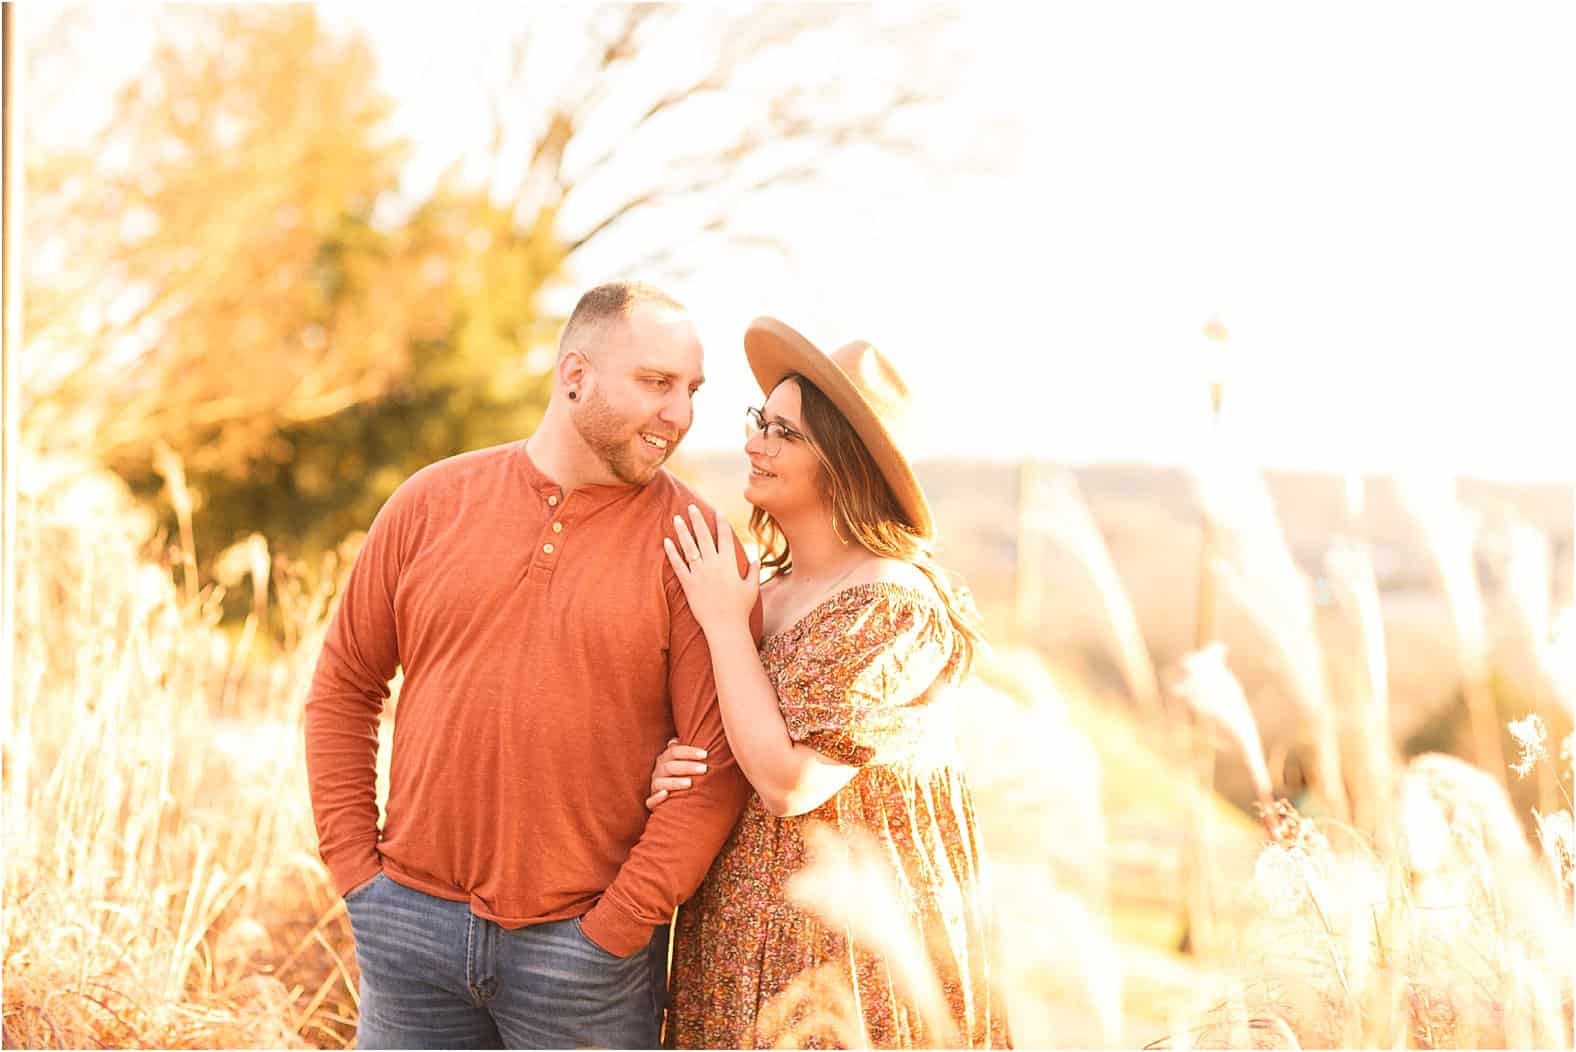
[846,556,933,595]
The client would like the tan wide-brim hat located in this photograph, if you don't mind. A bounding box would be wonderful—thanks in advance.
[743,316,934,541]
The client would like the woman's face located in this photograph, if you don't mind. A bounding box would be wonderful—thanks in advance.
[742,380,826,518]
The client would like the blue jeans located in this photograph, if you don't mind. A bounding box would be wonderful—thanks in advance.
[345,873,668,1049]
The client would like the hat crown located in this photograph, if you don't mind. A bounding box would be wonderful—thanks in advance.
[829,341,912,443]
[743,315,934,539]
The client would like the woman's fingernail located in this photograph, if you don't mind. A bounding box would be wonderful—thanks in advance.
[680,778,692,788]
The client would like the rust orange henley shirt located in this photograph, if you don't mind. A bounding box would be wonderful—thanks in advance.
[304,440,756,956]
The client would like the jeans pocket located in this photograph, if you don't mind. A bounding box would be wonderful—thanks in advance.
[343,871,385,912]
[572,917,632,962]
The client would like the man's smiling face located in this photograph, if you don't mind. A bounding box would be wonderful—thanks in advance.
[571,302,705,485]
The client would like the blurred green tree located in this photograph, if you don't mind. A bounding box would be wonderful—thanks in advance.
[24,5,952,560]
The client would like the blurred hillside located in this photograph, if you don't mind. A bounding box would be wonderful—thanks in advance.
[675,450,1574,802]
[678,452,1571,613]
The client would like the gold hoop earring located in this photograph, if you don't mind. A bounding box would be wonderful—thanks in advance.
[831,510,848,545]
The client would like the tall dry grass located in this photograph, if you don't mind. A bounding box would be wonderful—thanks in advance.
[769,460,1575,1049]
[1393,476,1510,785]
[1325,521,1397,848]
[3,449,363,1048]
[773,653,1572,1048]
[1016,463,1163,721]
[5,433,1574,1049]
[1192,452,1350,822]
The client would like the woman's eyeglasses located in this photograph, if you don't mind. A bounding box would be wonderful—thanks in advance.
[744,406,810,457]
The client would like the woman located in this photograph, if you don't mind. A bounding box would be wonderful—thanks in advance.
[653,317,1010,1049]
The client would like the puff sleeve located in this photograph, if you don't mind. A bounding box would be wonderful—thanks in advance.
[774,586,958,767]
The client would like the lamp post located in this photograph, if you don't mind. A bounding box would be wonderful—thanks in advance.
[1194,314,1230,649]
[1178,313,1233,962]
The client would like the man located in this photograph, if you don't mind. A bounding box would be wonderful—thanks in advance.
[305,282,756,1049]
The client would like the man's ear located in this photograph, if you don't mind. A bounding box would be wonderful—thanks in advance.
[558,347,591,394]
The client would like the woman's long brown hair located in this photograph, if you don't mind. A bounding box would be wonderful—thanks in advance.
[748,374,982,673]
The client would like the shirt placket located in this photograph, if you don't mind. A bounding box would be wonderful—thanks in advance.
[534,489,565,580]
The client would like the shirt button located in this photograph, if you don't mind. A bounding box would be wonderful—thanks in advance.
[543,543,555,554]
[551,522,563,534]
[547,495,559,507]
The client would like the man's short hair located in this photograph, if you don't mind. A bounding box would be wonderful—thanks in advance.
[559,282,687,360]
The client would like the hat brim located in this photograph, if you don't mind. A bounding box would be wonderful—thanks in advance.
[742,317,934,541]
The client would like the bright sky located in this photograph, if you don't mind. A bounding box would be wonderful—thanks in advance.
[354,5,1576,482]
[34,5,1576,482]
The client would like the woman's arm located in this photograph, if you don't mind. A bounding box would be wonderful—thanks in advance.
[666,506,858,817]
[699,619,859,816]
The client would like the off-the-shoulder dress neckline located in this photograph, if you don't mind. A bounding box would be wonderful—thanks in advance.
[759,580,938,650]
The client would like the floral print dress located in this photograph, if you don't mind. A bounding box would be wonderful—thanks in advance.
[667,582,1010,1049]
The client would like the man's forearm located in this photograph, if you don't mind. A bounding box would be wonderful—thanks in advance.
[579,759,751,955]
[304,684,385,895]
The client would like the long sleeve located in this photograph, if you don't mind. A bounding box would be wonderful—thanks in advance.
[303,484,412,897]
[303,443,761,937]
[578,506,759,956]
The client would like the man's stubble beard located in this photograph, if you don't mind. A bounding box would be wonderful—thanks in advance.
[571,386,672,486]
